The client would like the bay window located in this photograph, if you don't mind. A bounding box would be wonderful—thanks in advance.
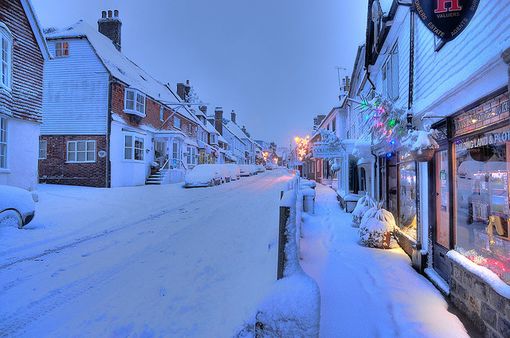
[0,24,12,89]
[0,117,6,168]
[124,134,144,161]
[124,89,146,117]
[67,140,96,163]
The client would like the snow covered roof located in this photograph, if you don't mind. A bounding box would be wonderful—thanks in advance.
[204,120,219,135]
[223,120,247,145]
[20,0,51,60]
[45,20,199,123]
[218,134,228,144]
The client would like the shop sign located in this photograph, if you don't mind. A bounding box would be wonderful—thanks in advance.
[454,92,509,137]
[413,0,480,42]
[455,129,510,151]
[312,143,343,159]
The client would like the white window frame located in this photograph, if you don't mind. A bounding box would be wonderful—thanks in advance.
[124,89,146,117]
[55,41,69,58]
[174,116,181,129]
[383,43,399,101]
[0,23,13,90]
[160,106,164,122]
[0,117,7,168]
[124,134,145,161]
[39,140,47,160]
[67,140,96,163]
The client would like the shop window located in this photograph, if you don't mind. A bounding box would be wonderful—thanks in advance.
[398,157,417,239]
[454,126,510,284]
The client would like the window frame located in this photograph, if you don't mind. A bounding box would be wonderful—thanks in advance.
[66,140,96,163]
[174,116,181,129]
[55,41,69,58]
[160,106,164,122]
[382,43,399,101]
[124,89,146,117]
[124,133,145,162]
[0,23,13,90]
[0,117,7,169]
[39,140,47,160]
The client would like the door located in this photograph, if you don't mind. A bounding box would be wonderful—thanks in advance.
[433,149,452,281]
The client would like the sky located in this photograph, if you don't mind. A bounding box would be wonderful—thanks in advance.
[32,0,367,147]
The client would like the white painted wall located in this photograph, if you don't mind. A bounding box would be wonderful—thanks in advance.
[0,118,39,191]
[110,121,154,187]
[42,38,109,135]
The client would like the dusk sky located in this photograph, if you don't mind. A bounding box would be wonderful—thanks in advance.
[32,0,367,146]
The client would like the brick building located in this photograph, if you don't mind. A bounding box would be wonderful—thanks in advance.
[39,10,202,187]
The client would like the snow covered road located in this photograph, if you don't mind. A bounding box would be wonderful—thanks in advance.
[0,170,292,337]
[300,184,470,338]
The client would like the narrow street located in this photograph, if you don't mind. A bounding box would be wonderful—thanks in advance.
[0,171,291,337]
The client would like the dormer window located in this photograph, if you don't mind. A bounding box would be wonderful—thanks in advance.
[0,23,12,89]
[55,41,69,58]
[124,88,146,117]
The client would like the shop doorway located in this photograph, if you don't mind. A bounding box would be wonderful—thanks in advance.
[432,149,452,281]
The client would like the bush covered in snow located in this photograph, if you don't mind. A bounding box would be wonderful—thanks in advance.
[359,207,397,249]
[352,195,375,227]
[402,129,439,152]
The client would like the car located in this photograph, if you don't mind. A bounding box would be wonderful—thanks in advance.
[239,164,258,177]
[184,164,223,188]
[212,164,231,183]
[0,185,36,229]
[265,163,276,170]
[224,164,241,181]
[255,165,266,173]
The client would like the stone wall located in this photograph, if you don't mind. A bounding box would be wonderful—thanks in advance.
[449,259,510,338]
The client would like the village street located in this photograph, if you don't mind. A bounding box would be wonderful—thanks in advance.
[0,170,292,337]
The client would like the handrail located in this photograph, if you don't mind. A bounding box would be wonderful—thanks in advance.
[160,157,170,171]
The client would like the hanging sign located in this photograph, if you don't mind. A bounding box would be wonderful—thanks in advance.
[312,143,343,159]
[413,0,480,42]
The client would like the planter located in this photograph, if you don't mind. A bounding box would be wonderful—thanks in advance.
[410,148,435,162]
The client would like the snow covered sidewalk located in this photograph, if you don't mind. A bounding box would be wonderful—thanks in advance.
[300,184,469,338]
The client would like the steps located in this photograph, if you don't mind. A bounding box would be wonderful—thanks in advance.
[145,169,169,185]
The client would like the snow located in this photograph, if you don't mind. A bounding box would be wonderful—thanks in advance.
[424,268,450,296]
[300,184,469,338]
[45,21,199,124]
[0,171,293,337]
[447,250,510,299]
[184,164,221,186]
[0,185,35,215]
[402,129,439,152]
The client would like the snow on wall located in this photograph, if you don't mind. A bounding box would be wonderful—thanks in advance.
[0,119,39,191]
[42,38,109,135]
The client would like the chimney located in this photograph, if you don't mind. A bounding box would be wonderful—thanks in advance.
[98,9,122,51]
[214,107,223,135]
[231,110,236,124]
[241,125,250,137]
[199,105,207,115]
[177,81,191,101]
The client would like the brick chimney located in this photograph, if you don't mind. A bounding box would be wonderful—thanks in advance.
[177,80,191,101]
[98,10,122,51]
[214,107,223,135]
[231,110,236,124]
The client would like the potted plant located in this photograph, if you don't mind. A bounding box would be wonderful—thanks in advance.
[359,202,398,249]
[403,128,439,162]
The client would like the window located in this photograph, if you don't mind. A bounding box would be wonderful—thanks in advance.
[39,140,47,160]
[174,117,181,129]
[398,156,417,240]
[0,117,6,168]
[67,140,96,163]
[124,135,144,161]
[55,41,69,58]
[382,43,399,101]
[124,89,146,117]
[186,146,197,165]
[160,106,164,122]
[454,126,510,284]
[0,24,12,89]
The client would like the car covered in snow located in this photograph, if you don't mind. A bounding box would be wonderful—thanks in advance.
[239,164,258,177]
[255,165,266,173]
[265,163,276,170]
[0,185,36,228]
[184,164,223,188]
[224,164,241,181]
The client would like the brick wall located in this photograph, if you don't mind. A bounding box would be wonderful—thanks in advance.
[450,260,510,338]
[110,82,198,138]
[38,135,108,187]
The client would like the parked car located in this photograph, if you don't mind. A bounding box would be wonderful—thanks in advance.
[184,165,223,188]
[255,165,266,173]
[0,185,36,228]
[239,164,258,177]
[212,164,231,183]
[265,163,276,170]
[224,164,241,181]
